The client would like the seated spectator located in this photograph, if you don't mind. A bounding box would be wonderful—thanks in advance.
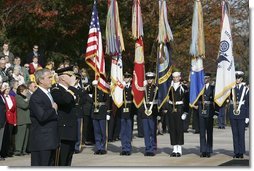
[13,57,30,84]
[12,66,25,86]
[29,56,42,74]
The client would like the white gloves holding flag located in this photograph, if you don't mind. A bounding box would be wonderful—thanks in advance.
[92,80,98,86]
[106,115,111,121]
[181,112,188,120]
[245,118,249,124]
[143,80,147,87]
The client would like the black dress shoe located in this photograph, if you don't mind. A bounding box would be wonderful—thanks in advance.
[200,152,206,157]
[239,154,244,158]
[94,150,101,155]
[233,154,239,158]
[120,151,127,156]
[144,152,149,156]
[206,153,211,158]
[100,150,107,155]
[126,151,131,156]
[170,152,176,157]
[176,153,181,157]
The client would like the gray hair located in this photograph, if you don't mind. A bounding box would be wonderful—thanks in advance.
[34,68,50,85]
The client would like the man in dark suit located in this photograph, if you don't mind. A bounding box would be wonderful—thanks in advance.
[29,68,59,166]
[198,73,215,158]
[51,66,78,166]
[26,45,45,67]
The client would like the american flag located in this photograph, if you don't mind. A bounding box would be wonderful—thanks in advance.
[85,1,109,93]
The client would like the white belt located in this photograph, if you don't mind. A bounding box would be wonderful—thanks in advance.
[146,101,158,105]
[168,101,183,105]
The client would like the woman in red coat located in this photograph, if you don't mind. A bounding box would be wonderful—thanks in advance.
[1,82,17,157]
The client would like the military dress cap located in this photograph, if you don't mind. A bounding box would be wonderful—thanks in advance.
[124,72,132,78]
[55,66,74,76]
[235,71,244,78]
[172,72,181,77]
[146,72,155,79]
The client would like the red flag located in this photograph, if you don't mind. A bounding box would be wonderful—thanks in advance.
[85,1,109,93]
[132,38,145,108]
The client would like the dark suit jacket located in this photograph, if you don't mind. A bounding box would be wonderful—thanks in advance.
[0,95,6,128]
[51,84,77,141]
[29,88,59,151]
[26,51,45,67]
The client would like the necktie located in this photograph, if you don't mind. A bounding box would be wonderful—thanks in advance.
[47,92,54,103]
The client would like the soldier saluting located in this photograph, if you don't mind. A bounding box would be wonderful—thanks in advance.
[167,72,187,157]
[229,71,249,159]
[50,66,78,166]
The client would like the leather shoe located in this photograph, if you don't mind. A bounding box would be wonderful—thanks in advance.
[170,152,176,157]
[120,151,127,156]
[200,152,206,157]
[94,150,101,155]
[100,150,107,155]
[176,152,181,157]
[239,154,244,158]
[206,153,211,158]
[126,151,131,156]
[233,154,239,158]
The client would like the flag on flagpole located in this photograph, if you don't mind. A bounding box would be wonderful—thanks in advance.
[132,38,145,108]
[156,0,173,110]
[214,1,236,107]
[131,0,145,108]
[189,0,205,107]
[106,0,125,108]
[85,0,109,93]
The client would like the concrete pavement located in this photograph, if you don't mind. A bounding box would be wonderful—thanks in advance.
[0,125,250,167]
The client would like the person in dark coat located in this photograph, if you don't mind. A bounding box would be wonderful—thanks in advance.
[26,45,45,67]
[197,73,215,158]
[166,72,188,157]
[228,71,249,159]
[91,80,110,155]
[29,68,58,166]
[119,72,134,156]
[0,77,6,161]
[51,66,78,166]
[82,83,95,145]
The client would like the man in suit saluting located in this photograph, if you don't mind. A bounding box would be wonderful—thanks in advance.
[29,68,58,166]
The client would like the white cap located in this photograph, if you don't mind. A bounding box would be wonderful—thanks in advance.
[172,72,181,77]
[235,71,244,76]
[145,72,155,78]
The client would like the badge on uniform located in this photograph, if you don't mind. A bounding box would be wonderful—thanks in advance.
[123,107,129,113]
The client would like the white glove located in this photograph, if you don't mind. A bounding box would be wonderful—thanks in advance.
[106,115,110,121]
[181,113,187,120]
[157,116,161,120]
[122,81,126,87]
[143,80,147,87]
[213,115,218,119]
[92,80,98,86]
[245,118,249,124]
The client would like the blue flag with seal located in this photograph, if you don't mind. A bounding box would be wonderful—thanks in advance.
[156,0,173,110]
[189,0,205,107]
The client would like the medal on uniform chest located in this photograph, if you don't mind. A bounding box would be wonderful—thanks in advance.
[123,107,129,113]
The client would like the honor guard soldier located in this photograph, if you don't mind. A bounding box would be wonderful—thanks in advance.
[198,73,215,158]
[120,72,134,156]
[71,73,85,154]
[51,66,78,166]
[167,72,188,157]
[91,80,110,155]
[140,72,158,157]
[229,71,249,159]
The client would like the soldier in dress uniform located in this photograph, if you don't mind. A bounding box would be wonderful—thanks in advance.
[197,73,215,158]
[139,72,158,156]
[166,72,188,157]
[91,80,110,155]
[50,66,78,166]
[119,72,134,156]
[229,71,249,158]
[72,73,85,154]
